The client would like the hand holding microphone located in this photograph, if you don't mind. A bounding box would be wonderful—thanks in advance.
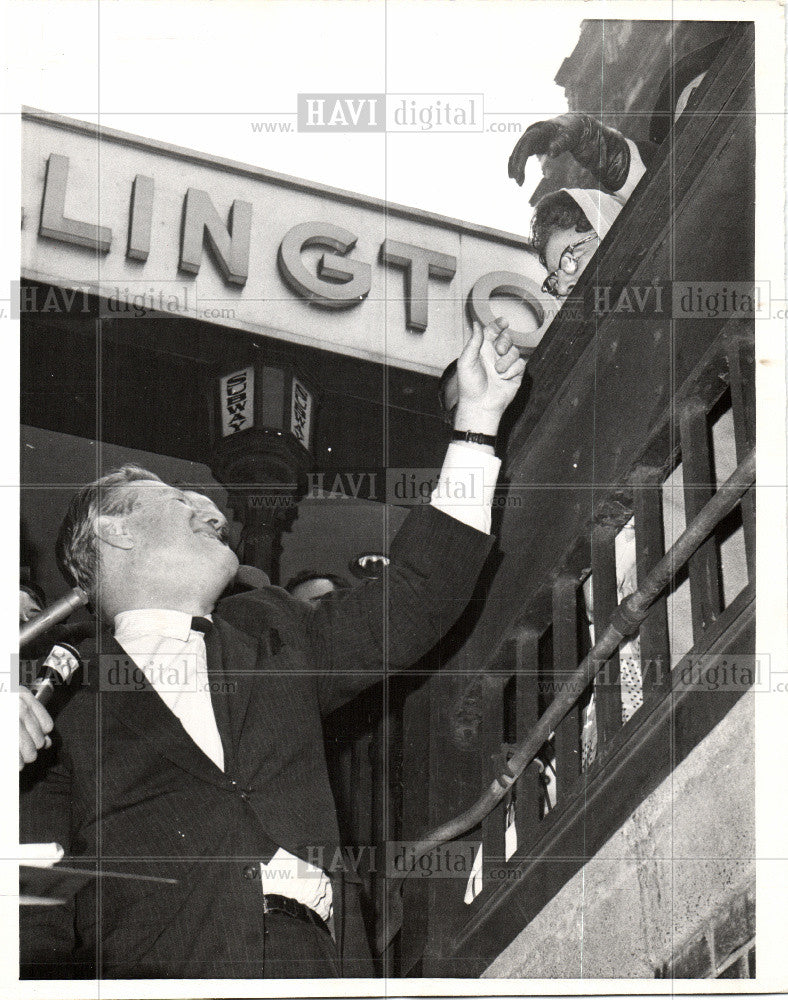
[19,642,82,770]
[19,688,53,770]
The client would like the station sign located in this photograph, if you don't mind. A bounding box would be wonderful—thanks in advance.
[22,110,552,375]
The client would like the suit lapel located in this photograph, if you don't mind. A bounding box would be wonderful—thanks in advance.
[211,616,260,775]
[96,631,228,788]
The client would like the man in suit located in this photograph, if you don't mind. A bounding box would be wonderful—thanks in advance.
[20,320,524,979]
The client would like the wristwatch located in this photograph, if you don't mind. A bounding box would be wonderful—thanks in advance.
[451,429,497,447]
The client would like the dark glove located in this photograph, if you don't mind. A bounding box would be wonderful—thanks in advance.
[508,112,631,192]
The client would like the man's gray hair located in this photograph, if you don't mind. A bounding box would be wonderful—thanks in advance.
[55,465,162,594]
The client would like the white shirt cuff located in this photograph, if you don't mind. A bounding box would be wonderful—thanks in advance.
[429,441,501,535]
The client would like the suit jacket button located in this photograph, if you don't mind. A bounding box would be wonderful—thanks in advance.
[240,790,250,802]
[243,864,259,880]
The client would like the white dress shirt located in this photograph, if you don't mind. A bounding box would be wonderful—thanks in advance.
[113,442,502,924]
[114,609,225,768]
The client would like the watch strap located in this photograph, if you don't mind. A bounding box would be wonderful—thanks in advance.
[451,429,497,447]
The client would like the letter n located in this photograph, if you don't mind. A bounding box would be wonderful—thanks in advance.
[179,189,251,286]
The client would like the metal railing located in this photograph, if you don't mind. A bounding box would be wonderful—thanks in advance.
[379,445,754,954]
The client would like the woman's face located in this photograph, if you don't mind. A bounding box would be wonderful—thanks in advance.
[543,226,599,299]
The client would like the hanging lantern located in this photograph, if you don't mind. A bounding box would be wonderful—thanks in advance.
[209,361,319,583]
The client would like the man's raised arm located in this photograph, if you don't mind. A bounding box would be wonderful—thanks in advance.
[299,319,525,713]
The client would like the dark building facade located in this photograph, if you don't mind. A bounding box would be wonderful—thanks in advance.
[395,20,757,979]
[531,19,742,203]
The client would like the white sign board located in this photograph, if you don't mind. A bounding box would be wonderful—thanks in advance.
[220,366,254,436]
[290,377,313,450]
[21,111,553,375]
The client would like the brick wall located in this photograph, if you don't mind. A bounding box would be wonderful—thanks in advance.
[657,883,755,978]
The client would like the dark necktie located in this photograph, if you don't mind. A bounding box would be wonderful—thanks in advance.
[190,616,213,636]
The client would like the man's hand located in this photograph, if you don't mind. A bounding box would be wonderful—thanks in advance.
[19,688,53,770]
[508,113,631,192]
[454,319,526,437]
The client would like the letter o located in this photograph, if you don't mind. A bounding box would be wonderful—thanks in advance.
[469,271,545,354]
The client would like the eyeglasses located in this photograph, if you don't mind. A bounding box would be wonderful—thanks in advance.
[541,233,598,297]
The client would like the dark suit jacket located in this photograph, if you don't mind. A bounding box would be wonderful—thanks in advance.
[20,504,493,979]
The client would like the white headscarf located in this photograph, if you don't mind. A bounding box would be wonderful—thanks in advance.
[562,187,623,241]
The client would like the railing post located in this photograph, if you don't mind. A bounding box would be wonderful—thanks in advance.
[632,469,671,703]
[552,576,582,796]
[725,330,756,580]
[513,628,545,845]
[481,671,508,891]
[370,706,389,968]
[679,399,724,640]
[590,525,623,749]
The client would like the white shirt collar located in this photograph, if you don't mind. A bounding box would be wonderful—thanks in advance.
[114,608,213,643]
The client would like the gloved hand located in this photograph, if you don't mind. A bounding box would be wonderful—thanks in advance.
[508,112,632,192]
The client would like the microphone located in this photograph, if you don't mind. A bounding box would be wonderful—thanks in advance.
[29,643,82,708]
[19,588,89,650]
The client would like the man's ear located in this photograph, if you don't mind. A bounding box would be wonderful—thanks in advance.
[95,515,135,550]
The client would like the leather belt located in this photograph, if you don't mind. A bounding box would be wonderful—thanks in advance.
[262,893,331,937]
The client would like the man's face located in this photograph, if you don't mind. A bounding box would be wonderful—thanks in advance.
[182,491,231,542]
[543,226,598,299]
[120,481,239,597]
[290,577,337,606]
